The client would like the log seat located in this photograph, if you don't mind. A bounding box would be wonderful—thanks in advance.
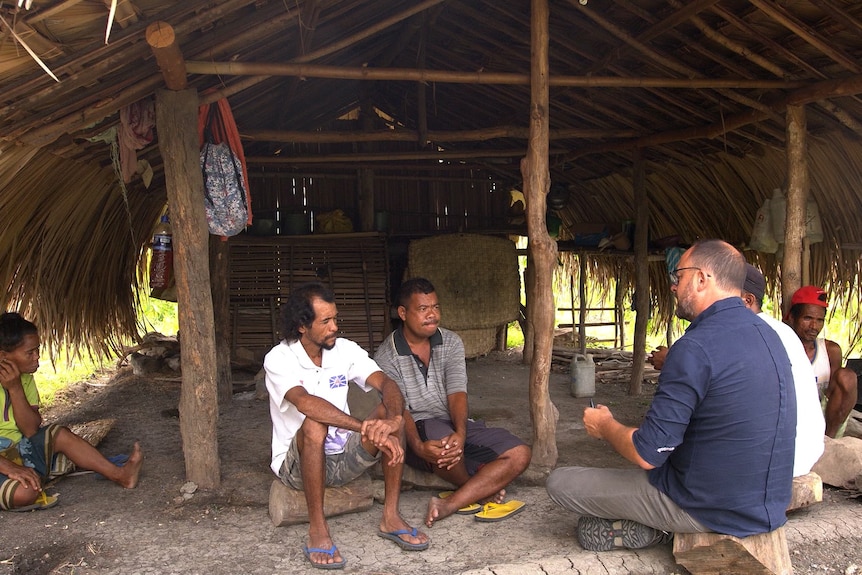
[268,473,374,527]
[787,471,823,512]
[672,526,792,575]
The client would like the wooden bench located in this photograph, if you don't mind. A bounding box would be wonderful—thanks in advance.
[672,473,820,574]
[268,473,373,527]
[673,527,792,575]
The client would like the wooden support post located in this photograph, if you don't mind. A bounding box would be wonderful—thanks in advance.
[210,236,233,404]
[155,88,220,489]
[358,93,376,232]
[630,149,648,395]
[781,104,808,313]
[146,22,188,91]
[614,270,625,349]
[522,0,558,475]
[578,254,587,356]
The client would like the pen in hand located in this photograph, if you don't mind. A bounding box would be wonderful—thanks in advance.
[589,398,596,408]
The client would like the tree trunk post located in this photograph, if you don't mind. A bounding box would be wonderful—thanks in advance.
[522,0,558,475]
[782,105,808,313]
[630,148,648,396]
[210,236,233,405]
[155,88,221,489]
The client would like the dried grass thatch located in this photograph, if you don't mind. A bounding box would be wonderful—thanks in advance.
[0,143,164,360]
[557,131,862,337]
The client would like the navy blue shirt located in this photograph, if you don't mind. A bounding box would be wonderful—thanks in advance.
[633,297,796,537]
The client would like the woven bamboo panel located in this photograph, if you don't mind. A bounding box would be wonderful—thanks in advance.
[407,233,519,330]
[456,327,498,359]
[228,233,389,356]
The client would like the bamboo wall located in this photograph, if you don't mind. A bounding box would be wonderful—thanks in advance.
[248,168,512,235]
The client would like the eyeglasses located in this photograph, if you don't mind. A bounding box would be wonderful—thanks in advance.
[670,266,711,285]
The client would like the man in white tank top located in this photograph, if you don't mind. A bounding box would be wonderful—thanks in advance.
[786,286,858,438]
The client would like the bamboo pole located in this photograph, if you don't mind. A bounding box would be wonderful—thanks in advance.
[183,60,804,89]
[155,88,220,489]
[782,105,808,313]
[242,126,638,144]
[524,0,558,475]
[247,148,566,164]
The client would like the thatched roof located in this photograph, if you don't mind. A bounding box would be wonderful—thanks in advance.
[2,0,862,354]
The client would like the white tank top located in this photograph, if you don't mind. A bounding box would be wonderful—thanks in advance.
[811,337,831,394]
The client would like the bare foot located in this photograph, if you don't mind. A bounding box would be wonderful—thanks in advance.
[117,442,143,489]
[476,489,506,505]
[425,495,457,528]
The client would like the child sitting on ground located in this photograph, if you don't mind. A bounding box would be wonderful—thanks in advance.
[0,312,143,511]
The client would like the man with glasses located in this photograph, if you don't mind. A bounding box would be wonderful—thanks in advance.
[786,286,858,438]
[374,277,532,528]
[547,240,795,552]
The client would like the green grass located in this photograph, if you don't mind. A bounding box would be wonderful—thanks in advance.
[36,290,179,406]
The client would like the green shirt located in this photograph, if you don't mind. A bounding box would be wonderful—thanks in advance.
[0,373,39,446]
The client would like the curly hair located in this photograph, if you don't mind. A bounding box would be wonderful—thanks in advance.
[280,282,336,342]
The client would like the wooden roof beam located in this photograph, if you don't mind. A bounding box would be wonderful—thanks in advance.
[748,0,862,74]
[807,0,862,36]
[183,60,805,90]
[568,0,785,123]
[3,0,254,109]
[246,148,568,165]
[586,0,723,74]
[242,126,638,144]
[556,72,862,163]
[146,22,187,91]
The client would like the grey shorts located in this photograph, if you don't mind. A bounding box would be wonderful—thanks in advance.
[278,430,380,490]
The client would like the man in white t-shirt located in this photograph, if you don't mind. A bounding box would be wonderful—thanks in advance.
[741,265,824,475]
[265,282,429,570]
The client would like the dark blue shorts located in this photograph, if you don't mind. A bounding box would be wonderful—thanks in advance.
[408,418,525,476]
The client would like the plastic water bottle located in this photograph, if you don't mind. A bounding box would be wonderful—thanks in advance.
[149,214,173,290]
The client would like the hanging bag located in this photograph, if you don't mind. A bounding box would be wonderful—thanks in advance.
[200,140,248,236]
[198,100,252,237]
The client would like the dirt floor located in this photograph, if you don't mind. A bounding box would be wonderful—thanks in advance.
[1,349,861,574]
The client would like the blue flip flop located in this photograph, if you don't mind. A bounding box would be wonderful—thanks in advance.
[302,543,346,570]
[377,527,430,551]
[94,454,130,480]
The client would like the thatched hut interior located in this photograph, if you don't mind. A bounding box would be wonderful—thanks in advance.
[3,0,862,357]
[4,0,862,481]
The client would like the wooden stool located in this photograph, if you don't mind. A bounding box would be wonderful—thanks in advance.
[268,473,373,527]
[673,526,792,575]
[787,471,823,512]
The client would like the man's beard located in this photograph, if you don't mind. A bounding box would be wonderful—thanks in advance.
[675,292,696,322]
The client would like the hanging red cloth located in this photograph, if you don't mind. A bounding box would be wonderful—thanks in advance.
[197,98,253,228]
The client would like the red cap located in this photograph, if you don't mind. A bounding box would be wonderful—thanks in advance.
[790,285,828,309]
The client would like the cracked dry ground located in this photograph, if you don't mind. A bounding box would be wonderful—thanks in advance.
[1,350,861,574]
